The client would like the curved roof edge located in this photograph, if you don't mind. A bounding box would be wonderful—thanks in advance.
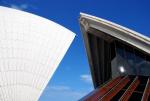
[80,13,150,55]
[0,6,76,37]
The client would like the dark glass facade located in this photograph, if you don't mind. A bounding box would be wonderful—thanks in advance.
[111,41,150,78]
[80,13,150,100]
[87,32,150,87]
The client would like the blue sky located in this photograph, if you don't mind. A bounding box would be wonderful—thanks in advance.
[0,0,150,101]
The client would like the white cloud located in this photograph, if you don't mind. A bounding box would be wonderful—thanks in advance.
[48,85,71,91]
[39,85,88,101]
[10,4,29,10]
[1,0,37,11]
[80,74,92,84]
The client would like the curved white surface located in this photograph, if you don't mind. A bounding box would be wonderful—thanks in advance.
[80,13,150,55]
[0,6,75,101]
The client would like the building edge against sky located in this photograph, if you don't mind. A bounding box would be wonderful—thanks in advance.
[0,6,75,101]
[80,12,150,88]
[79,13,150,100]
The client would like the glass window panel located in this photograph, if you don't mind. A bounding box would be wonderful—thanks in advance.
[111,41,150,78]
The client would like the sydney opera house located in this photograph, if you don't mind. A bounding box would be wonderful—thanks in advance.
[0,4,150,101]
[0,6,75,101]
[80,13,150,101]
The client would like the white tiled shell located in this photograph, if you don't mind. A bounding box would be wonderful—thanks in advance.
[0,6,75,101]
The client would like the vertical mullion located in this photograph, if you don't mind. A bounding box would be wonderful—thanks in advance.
[119,76,140,101]
[141,78,150,101]
[100,76,130,101]
[83,76,122,101]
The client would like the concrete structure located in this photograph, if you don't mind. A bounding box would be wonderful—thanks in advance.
[0,6,75,101]
[80,13,150,101]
